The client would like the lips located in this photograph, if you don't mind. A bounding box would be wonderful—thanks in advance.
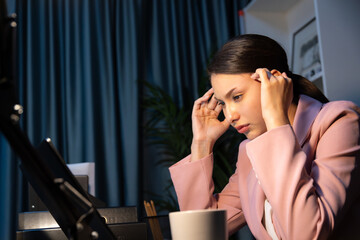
[235,124,250,134]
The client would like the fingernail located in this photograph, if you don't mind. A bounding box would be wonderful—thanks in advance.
[266,71,272,79]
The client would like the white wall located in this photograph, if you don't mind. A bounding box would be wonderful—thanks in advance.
[244,11,289,52]
[315,0,360,104]
[286,0,315,62]
[244,0,316,68]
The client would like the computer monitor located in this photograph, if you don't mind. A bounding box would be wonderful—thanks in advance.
[20,138,114,239]
[28,139,104,212]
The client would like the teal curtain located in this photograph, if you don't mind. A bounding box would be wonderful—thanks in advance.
[0,0,250,239]
[145,0,243,101]
[15,0,141,204]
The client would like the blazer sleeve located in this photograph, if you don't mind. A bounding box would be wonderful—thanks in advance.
[169,149,247,235]
[246,103,360,239]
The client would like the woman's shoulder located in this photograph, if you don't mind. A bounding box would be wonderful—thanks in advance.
[313,99,360,133]
[320,100,360,118]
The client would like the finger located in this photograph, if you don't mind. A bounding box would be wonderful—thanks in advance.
[282,72,291,81]
[276,72,292,84]
[220,118,231,129]
[259,68,272,79]
[194,101,207,113]
[194,88,214,110]
[255,68,272,84]
[265,68,272,79]
[197,88,214,102]
[214,101,222,114]
[202,88,214,98]
[250,72,260,81]
[207,94,218,110]
[281,72,292,83]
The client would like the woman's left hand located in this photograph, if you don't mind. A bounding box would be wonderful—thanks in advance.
[251,68,293,131]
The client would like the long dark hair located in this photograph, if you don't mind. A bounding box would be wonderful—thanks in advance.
[207,34,329,104]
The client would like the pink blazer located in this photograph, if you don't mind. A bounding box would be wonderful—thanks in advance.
[169,95,360,239]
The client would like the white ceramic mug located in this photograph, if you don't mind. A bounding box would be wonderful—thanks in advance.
[169,209,227,240]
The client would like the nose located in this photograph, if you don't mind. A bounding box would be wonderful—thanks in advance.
[224,104,240,124]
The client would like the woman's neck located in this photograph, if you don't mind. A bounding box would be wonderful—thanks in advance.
[288,103,297,126]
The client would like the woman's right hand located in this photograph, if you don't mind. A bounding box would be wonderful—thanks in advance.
[190,88,230,161]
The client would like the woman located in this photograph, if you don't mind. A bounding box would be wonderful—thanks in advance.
[169,34,360,239]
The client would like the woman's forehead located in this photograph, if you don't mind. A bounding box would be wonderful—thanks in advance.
[211,73,254,97]
[210,73,252,87]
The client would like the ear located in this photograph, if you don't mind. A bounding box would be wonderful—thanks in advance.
[271,69,282,77]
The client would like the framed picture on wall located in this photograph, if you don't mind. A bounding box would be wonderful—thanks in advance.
[291,17,323,89]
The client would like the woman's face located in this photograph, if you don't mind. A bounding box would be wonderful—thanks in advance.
[211,73,267,140]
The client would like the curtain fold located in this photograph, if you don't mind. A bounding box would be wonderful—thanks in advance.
[0,0,250,238]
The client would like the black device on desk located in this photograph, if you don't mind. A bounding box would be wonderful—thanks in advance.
[16,139,147,239]
[28,174,90,212]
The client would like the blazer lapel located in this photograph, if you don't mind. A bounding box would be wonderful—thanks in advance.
[293,95,323,146]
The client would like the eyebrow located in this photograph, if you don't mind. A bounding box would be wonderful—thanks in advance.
[214,87,237,101]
